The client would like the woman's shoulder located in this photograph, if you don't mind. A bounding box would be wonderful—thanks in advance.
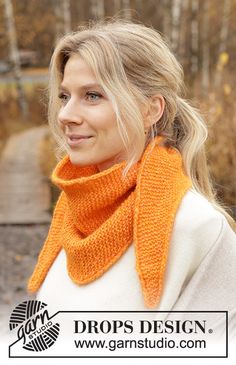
[170,188,235,274]
[159,188,233,310]
[174,187,228,240]
[178,187,223,219]
[164,188,235,306]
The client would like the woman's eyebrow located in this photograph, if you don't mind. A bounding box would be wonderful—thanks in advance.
[59,83,103,91]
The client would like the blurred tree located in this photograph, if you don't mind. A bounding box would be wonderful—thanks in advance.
[161,0,172,42]
[54,0,71,43]
[90,0,105,19]
[178,0,191,69]
[63,0,71,34]
[201,0,210,95]
[135,0,142,15]
[122,0,132,20]
[54,0,64,43]
[190,0,199,80]
[3,0,28,118]
[12,0,55,66]
[114,0,121,14]
[171,0,182,54]
[214,0,231,88]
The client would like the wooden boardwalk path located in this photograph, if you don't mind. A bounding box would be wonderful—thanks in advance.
[0,125,51,224]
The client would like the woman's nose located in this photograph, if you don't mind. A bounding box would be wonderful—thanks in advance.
[58,102,83,126]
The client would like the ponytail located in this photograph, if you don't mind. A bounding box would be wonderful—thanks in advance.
[167,97,236,231]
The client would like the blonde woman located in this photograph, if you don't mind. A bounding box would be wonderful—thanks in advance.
[28,19,236,343]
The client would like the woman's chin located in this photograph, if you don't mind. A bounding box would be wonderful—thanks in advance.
[67,153,95,167]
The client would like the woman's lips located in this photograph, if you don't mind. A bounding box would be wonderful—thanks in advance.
[67,136,93,147]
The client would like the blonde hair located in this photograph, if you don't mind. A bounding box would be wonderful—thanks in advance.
[48,18,235,230]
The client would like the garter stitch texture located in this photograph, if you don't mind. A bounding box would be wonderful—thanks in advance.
[28,136,191,308]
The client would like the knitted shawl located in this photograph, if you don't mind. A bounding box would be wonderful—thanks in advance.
[28,136,191,308]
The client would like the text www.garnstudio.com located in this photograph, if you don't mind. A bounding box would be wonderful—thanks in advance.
[74,337,206,351]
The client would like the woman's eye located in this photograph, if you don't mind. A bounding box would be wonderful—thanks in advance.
[58,92,102,103]
[86,92,102,102]
[58,93,70,103]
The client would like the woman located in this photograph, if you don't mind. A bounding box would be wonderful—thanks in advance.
[28,19,236,344]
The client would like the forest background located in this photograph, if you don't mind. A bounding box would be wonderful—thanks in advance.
[0,0,235,213]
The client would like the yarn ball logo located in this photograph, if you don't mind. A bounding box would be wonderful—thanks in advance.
[9,300,60,352]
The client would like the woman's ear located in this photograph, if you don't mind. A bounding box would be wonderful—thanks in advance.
[144,94,165,129]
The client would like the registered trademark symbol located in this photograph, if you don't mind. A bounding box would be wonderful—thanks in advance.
[208,329,213,334]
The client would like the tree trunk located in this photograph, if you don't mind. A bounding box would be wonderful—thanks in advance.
[171,0,182,55]
[122,0,132,20]
[178,0,189,66]
[54,0,64,43]
[90,0,105,19]
[201,0,210,95]
[135,0,143,15]
[162,0,172,42]
[3,0,28,119]
[62,0,71,34]
[214,0,231,88]
[54,0,71,43]
[190,0,199,78]
[114,0,121,14]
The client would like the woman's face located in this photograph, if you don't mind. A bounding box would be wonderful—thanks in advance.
[58,54,128,172]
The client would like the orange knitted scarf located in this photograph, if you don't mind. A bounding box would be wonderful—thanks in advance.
[28,136,191,308]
